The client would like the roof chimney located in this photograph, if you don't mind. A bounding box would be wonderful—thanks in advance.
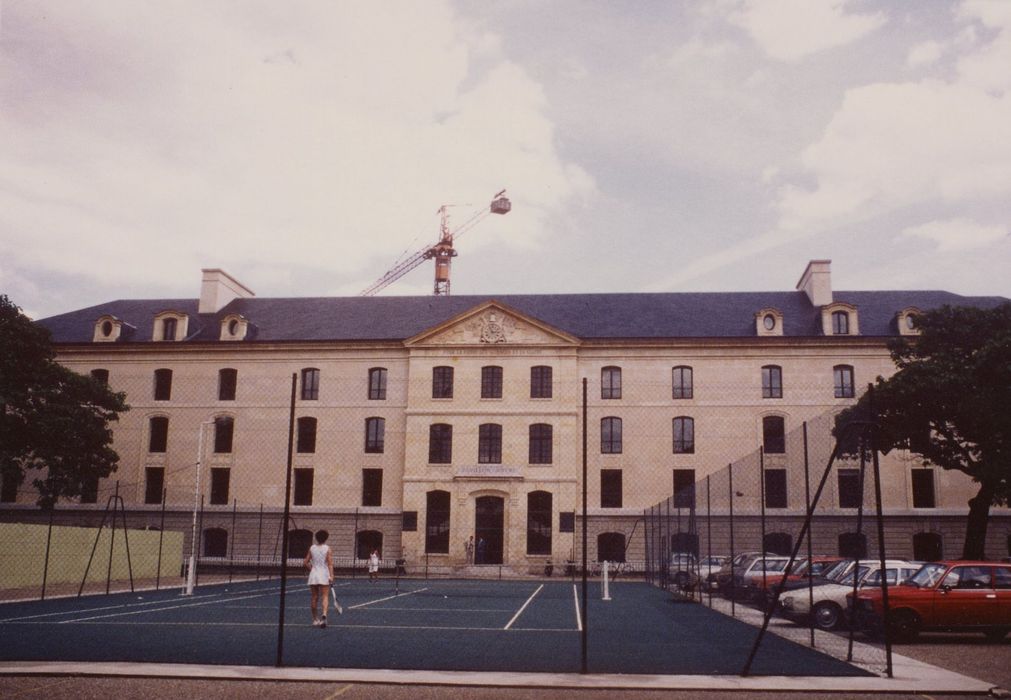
[796,259,832,307]
[199,269,255,313]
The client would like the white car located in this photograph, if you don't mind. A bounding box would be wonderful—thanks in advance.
[779,559,920,630]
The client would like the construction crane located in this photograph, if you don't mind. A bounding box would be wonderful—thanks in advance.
[360,190,511,296]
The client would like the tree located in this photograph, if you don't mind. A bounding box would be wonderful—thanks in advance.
[835,303,1011,559]
[0,295,128,508]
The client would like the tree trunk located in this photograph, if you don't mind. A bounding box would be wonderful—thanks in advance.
[962,480,995,560]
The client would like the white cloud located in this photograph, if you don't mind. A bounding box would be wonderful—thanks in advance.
[901,218,1007,251]
[0,1,594,307]
[906,40,944,68]
[727,0,887,61]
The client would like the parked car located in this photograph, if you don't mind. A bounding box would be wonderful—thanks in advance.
[758,556,846,606]
[727,555,792,601]
[708,552,776,592]
[669,553,699,589]
[851,560,1011,642]
[779,559,919,630]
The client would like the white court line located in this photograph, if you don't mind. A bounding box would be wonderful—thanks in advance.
[0,591,224,624]
[572,584,582,632]
[503,584,543,630]
[6,620,577,632]
[348,588,429,610]
[58,590,279,624]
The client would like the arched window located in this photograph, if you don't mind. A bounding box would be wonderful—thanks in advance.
[762,365,783,399]
[213,416,234,454]
[673,416,694,454]
[356,530,384,559]
[148,416,169,453]
[833,365,855,398]
[838,532,867,559]
[913,532,943,562]
[478,423,502,464]
[425,490,451,553]
[365,417,385,453]
[832,310,849,335]
[428,424,452,464]
[601,366,622,399]
[670,532,699,556]
[597,532,626,563]
[368,367,387,400]
[763,415,785,454]
[672,365,693,399]
[601,417,622,454]
[763,532,793,556]
[297,417,317,454]
[527,491,552,555]
[300,367,320,400]
[218,368,238,401]
[203,527,228,558]
[287,529,313,559]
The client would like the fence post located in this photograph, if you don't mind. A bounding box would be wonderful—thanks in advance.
[256,503,263,581]
[802,422,814,647]
[275,372,297,668]
[229,498,237,583]
[156,488,166,590]
[728,463,735,618]
[41,506,55,600]
[580,376,588,674]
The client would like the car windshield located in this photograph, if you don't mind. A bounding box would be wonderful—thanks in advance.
[751,559,789,572]
[907,563,945,588]
[823,560,852,581]
[838,565,871,585]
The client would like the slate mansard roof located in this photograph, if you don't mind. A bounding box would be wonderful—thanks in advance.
[36,289,1009,345]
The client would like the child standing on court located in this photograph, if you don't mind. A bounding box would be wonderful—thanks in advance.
[368,549,380,583]
[304,529,334,627]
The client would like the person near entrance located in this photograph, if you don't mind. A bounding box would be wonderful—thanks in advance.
[465,536,474,564]
[476,537,486,565]
[368,549,380,583]
[304,529,334,627]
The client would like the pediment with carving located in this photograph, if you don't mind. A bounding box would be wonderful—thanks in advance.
[406,302,579,347]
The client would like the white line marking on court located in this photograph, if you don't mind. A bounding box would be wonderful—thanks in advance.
[323,684,353,699]
[504,584,543,630]
[572,584,582,632]
[0,592,224,623]
[347,588,428,609]
[57,590,279,624]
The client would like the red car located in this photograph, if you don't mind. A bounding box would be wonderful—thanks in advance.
[851,560,1011,642]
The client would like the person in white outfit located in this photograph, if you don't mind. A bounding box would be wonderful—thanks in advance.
[304,529,335,627]
[368,549,380,583]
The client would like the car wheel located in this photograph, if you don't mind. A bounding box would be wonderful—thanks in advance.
[984,627,1009,642]
[888,610,921,643]
[674,571,691,589]
[812,602,842,631]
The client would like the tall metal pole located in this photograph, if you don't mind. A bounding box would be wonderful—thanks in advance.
[728,463,736,617]
[802,422,815,647]
[186,421,212,595]
[868,386,894,677]
[276,373,298,667]
[581,377,588,674]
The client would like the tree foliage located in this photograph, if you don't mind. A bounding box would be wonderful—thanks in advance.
[0,295,129,508]
[835,303,1011,559]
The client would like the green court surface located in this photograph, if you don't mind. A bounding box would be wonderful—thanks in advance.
[0,577,871,676]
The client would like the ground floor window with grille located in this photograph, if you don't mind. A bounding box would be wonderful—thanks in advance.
[597,532,625,562]
[288,529,312,558]
[426,490,450,553]
[526,491,552,555]
[356,530,383,559]
[913,531,943,561]
[203,527,227,557]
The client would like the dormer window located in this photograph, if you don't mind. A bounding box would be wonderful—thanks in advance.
[153,311,189,342]
[755,308,784,336]
[219,314,249,341]
[821,303,858,336]
[897,307,922,336]
[93,315,127,343]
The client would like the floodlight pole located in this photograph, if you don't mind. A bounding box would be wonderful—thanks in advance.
[185,420,215,595]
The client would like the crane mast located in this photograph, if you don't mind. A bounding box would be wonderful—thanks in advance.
[360,190,511,296]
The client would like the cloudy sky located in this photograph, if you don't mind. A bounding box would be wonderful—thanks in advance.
[2,0,1009,320]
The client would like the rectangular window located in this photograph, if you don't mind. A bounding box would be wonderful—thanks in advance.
[601,366,622,399]
[838,468,862,508]
[0,472,17,503]
[762,365,783,399]
[300,368,320,400]
[428,424,453,464]
[530,365,552,399]
[90,369,109,386]
[153,369,172,401]
[672,469,696,508]
[911,469,936,508]
[210,467,230,505]
[365,417,385,453]
[149,416,169,453]
[764,469,788,509]
[601,469,622,508]
[481,366,503,399]
[673,417,694,454]
[432,366,454,399]
[368,367,387,400]
[362,468,383,507]
[478,423,502,464]
[425,491,451,553]
[529,423,553,464]
[297,417,317,454]
[527,491,552,555]
[293,468,314,506]
[832,311,849,335]
[218,368,237,401]
[672,366,693,399]
[402,511,418,531]
[601,417,622,454]
[559,511,575,533]
[213,417,234,454]
[762,416,786,454]
[143,467,165,505]
[834,365,855,398]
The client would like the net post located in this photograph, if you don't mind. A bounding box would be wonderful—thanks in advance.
[602,561,611,601]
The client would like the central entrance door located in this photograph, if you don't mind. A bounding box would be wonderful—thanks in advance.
[474,496,504,565]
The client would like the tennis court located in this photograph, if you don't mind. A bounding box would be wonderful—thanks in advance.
[0,576,869,676]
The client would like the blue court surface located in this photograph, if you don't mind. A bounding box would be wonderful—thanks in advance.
[0,577,870,676]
